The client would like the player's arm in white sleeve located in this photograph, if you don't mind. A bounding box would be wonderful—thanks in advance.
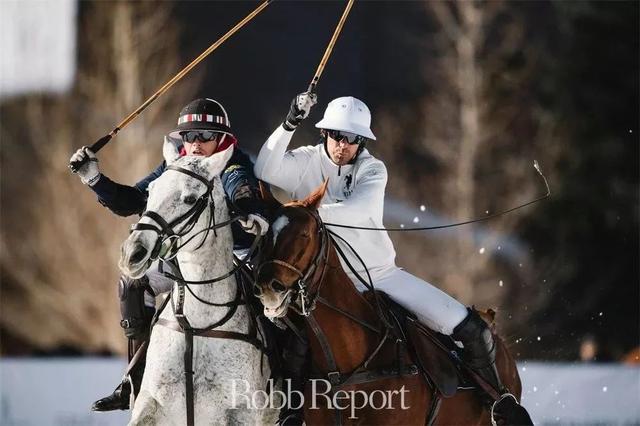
[318,161,387,225]
[254,126,312,194]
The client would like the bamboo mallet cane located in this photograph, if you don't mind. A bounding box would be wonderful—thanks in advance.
[70,0,273,173]
[306,0,356,94]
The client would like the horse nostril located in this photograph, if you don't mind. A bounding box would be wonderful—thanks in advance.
[130,246,148,264]
[253,285,263,297]
[271,280,286,293]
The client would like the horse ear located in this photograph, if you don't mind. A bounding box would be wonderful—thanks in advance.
[163,135,182,165]
[259,181,282,208]
[302,178,329,210]
[204,144,235,176]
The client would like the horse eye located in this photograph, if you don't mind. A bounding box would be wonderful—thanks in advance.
[183,195,197,205]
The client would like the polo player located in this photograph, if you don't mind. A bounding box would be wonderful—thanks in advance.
[70,98,269,411]
[255,93,528,424]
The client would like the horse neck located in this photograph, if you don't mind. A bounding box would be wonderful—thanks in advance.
[171,183,244,330]
[307,242,382,371]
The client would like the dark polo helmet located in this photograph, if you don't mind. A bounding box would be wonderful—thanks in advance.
[168,98,233,139]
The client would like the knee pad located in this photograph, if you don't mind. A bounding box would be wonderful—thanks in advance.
[118,275,155,339]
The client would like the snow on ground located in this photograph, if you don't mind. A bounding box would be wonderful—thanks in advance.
[1,359,638,425]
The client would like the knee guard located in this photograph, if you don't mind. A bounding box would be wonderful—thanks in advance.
[118,275,155,339]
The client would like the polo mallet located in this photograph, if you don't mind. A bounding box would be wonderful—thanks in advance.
[305,0,356,95]
[69,0,273,173]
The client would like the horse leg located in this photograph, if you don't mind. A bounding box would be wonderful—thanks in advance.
[495,337,522,399]
[128,390,170,426]
[225,408,260,426]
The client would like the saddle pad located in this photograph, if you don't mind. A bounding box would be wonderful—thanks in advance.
[405,317,460,398]
[366,291,463,398]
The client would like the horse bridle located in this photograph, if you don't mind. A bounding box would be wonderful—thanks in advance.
[131,165,240,262]
[130,164,266,426]
[255,208,330,316]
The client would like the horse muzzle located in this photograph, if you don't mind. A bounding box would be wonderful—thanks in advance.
[260,290,292,319]
[119,233,155,278]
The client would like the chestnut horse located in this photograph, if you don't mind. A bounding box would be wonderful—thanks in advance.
[254,182,523,425]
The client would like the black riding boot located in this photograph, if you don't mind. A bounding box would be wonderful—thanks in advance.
[92,276,154,412]
[452,308,533,425]
[277,329,309,426]
[91,337,148,411]
[452,308,504,396]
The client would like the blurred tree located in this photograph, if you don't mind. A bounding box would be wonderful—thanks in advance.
[0,0,198,355]
[372,1,552,309]
[519,0,639,359]
[361,0,637,360]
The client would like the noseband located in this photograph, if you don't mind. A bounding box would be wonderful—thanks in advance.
[256,209,330,316]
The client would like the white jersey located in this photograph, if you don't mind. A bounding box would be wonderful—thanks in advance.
[254,125,397,276]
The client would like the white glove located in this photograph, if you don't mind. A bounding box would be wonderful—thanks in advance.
[295,92,317,119]
[239,214,269,236]
[283,92,318,131]
[69,146,100,186]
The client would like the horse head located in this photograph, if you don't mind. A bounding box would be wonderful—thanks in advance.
[118,137,234,278]
[255,180,329,319]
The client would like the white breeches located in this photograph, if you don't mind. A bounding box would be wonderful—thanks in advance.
[142,249,251,307]
[347,267,468,336]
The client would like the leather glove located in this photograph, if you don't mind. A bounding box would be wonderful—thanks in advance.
[282,92,317,131]
[69,146,100,186]
[239,214,269,236]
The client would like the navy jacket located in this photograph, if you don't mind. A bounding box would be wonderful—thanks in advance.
[90,147,264,250]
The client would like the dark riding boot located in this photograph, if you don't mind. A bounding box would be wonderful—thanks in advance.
[453,308,533,425]
[92,275,155,412]
[91,337,148,411]
[452,308,504,396]
[276,329,309,426]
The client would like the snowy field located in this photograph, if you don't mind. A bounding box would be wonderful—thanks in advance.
[1,359,638,425]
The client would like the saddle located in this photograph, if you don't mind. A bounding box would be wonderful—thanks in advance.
[365,291,475,398]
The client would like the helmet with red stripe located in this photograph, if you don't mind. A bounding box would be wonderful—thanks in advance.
[169,98,233,139]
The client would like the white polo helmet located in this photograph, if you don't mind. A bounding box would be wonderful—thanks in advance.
[315,96,376,140]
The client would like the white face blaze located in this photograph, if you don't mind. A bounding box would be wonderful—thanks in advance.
[259,213,295,318]
[271,215,290,247]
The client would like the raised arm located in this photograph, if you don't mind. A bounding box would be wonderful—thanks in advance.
[254,92,317,193]
[254,126,315,193]
[90,162,165,217]
[69,145,164,217]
